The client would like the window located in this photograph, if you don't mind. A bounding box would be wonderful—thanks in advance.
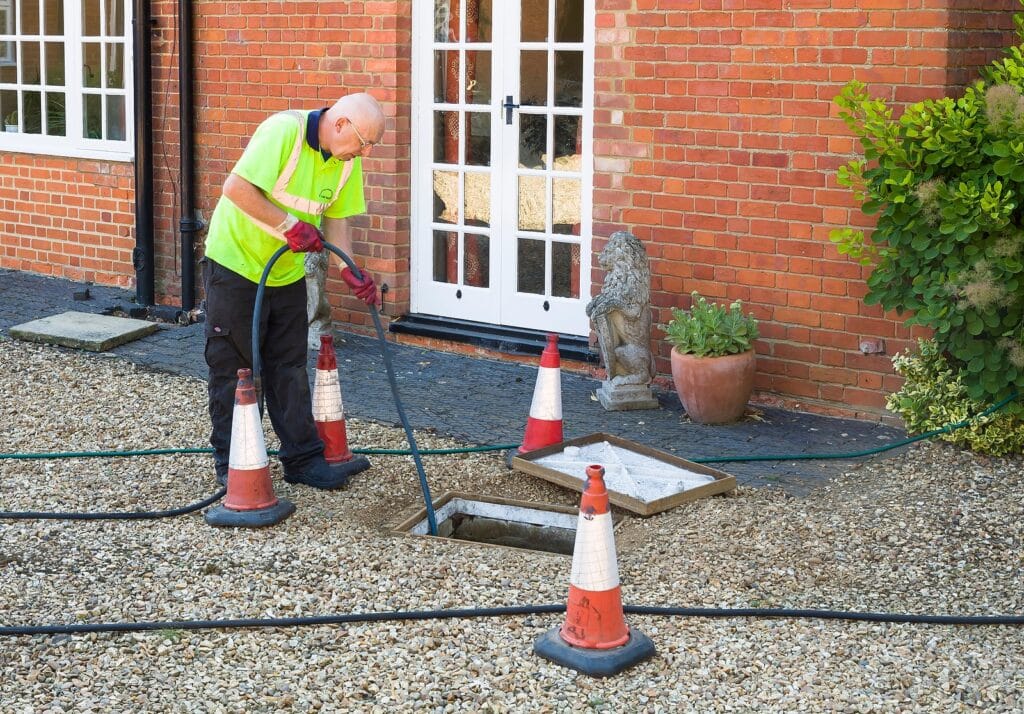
[0,0,132,160]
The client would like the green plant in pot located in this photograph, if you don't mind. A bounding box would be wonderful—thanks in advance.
[663,292,759,424]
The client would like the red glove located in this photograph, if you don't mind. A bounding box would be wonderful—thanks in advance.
[282,219,323,253]
[341,266,379,306]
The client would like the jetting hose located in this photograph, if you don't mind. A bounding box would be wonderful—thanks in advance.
[252,242,437,535]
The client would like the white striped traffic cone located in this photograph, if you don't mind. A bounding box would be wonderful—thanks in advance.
[510,333,564,463]
[534,464,655,677]
[312,334,369,483]
[205,368,295,528]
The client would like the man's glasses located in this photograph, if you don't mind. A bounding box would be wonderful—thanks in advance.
[347,118,374,150]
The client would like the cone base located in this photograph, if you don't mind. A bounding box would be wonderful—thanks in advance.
[533,626,656,678]
[326,454,371,484]
[205,499,296,528]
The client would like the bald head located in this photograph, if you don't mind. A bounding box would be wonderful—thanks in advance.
[328,93,385,145]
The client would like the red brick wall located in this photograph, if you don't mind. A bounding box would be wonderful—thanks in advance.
[592,0,1017,415]
[0,155,135,286]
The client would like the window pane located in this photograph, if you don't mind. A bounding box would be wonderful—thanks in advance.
[21,41,40,85]
[45,42,64,85]
[45,0,63,34]
[2,89,18,132]
[554,114,580,158]
[433,110,459,164]
[105,94,123,139]
[551,241,580,298]
[465,49,489,105]
[464,171,489,225]
[465,110,490,166]
[105,0,124,36]
[521,0,547,42]
[23,90,40,133]
[552,176,580,232]
[464,234,489,287]
[105,43,123,88]
[83,42,101,87]
[84,92,101,138]
[46,91,65,135]
[432,170,458,224]
[555,0,583,43]
[434,49,459,104]
[470,0,491,43]
[517,238,545,294]
[520,50,546,106]
[432,230,457,283]
[84,0,100,36]
[554,50,582,107]
[518,175,546,232]
[434,0,457,43]
[22,0,40,35]
[519,113,547,168]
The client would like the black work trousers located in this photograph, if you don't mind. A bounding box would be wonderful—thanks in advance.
[203,258,323,480]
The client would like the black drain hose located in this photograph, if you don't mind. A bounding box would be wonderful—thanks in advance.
[1,603,1021,638]
[252,243,437,535]
[0,488,226,520]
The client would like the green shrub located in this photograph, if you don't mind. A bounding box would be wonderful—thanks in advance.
[663,292,759,358]
[888,339,1024,455]
[831,10,1024,419]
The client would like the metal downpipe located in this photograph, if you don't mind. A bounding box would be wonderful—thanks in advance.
[178,0,198,312]
[131,0,154,306]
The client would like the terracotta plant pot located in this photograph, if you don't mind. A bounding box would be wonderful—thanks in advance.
[670,348,756,424]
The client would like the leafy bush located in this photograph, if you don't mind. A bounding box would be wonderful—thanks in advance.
[831,14,1024,419]
[664,292,759,358]
[888,339,1024,455]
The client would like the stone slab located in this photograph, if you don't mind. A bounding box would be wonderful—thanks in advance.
[596,381,660,411]
[9,311,159,352]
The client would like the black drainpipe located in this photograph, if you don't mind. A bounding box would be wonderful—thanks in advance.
[131,0,154,306]
[178,0,198,313]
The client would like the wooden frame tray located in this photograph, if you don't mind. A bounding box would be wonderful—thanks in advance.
[510,432,736,516]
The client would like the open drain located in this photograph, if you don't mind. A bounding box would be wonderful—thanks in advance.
[394,492,623,556]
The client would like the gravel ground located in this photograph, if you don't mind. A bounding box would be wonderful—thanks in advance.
[1,336,1022,713]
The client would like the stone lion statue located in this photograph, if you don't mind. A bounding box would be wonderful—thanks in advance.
[305,251,332,349]
[585,230,656,388]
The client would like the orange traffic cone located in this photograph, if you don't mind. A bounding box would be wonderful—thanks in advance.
[534,464,655,677]
[205,368,295,528]
[507,333,564,465]
[312,334,369,483]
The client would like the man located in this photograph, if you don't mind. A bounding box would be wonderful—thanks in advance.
[202,92,384,490]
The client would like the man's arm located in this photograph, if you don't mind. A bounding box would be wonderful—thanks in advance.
[321,217,355,264]
[222,173,289,229]
[322,216,379,306]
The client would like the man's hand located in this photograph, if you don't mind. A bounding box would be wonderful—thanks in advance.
[341,266,379,307]
[282,219,323,253]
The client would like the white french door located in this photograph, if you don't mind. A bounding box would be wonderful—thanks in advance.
[411,0,594,336]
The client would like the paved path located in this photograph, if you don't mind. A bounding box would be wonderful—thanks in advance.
[0,268,909,495]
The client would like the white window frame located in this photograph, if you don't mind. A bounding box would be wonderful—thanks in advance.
[0,0,133,161]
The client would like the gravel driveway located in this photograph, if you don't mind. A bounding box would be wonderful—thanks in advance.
[1,337,1022,713]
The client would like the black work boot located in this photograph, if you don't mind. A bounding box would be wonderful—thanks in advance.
[283,457,349,490]
[215,467,228,487]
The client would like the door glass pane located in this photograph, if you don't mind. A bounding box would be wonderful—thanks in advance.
[46,91,65,135]
[433,230,458,283]
[551,241,580,298]
[434,0,458,42]
[45,42,64,85]
[464,171,490,225]
[434,50,460,104]
[555,0,583,42]
[105,0,124,36]
[21,42,40,85]
[23,89,40,133]
[464,234,489,287]
[518,175,546,232]
[105,93,124,139]
[521,0,548,42]
[466,111,490,166]
[21,0,40,35]
[468,0,492,43]
[84,0,100,35]
[518,238,546,294]
[519,113,547,168]
[466,50,490,105]
[433,110,460,163]
[83,43,101,87]
[554,50,582,107]
[520,50,546,106]
[552,176,580,233]
[106,43,123,88]
[84,92,101,137]
[45,0,64,34]
[554,114,580,158]
[432,170,459,224]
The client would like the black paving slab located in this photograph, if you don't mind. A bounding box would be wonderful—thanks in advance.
[0,268,909,496]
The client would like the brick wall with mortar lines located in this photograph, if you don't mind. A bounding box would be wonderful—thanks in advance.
[592,0,1017,414]
[0,155,135,287]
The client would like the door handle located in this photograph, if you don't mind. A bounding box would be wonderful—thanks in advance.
[503,95,520,125]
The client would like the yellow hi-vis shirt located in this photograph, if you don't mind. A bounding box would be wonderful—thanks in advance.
[204,109,366,286]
